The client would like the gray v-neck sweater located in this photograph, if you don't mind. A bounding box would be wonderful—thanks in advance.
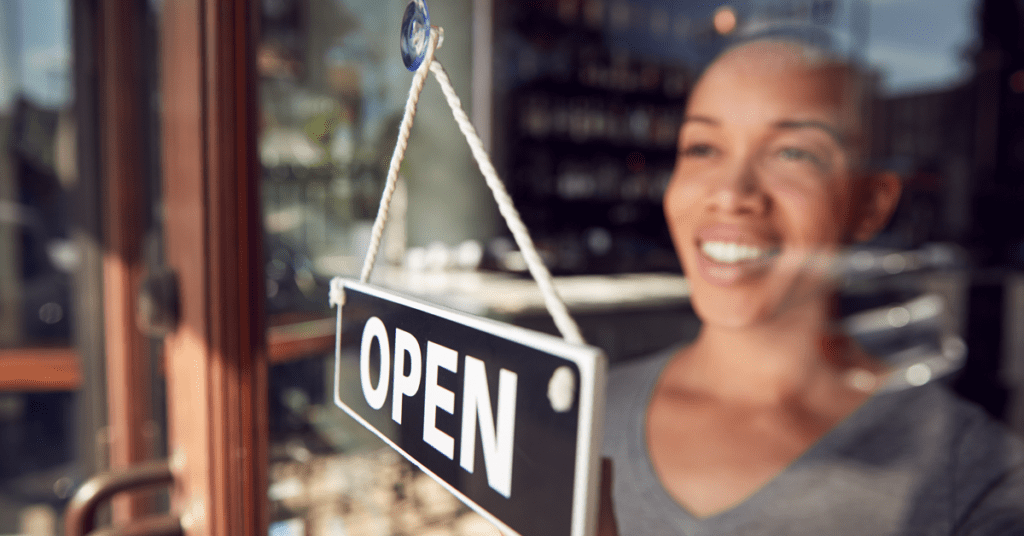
[602,347,1024,535]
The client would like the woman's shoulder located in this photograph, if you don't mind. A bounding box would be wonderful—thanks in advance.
[860,381,1024,531]
[879,381,1023,451]
[855,380,1024,467]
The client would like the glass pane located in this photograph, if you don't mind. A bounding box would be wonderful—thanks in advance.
[0,0,168,532]
[267,354,499,536]
[258,0,1024,533]
[0,0,79,533]
[260,0,502,533]
[0,0,75,349]
[0,391,77,533]
[259,0,499,323]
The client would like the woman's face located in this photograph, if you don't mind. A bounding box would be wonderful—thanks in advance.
[664,43,871,329]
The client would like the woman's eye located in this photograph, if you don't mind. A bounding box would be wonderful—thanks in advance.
[680,143,717,158]
[777,147,826,169]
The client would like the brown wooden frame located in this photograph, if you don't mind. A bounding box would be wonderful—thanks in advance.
[7,1,337,532]
[0,317,332,394]
[98,0,154,522]
[0,348,80,390]
[160,0,268,534]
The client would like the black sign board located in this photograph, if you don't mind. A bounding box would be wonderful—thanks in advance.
[332,279,606,536]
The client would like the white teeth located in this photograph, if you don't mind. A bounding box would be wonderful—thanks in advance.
[701,241,776,264]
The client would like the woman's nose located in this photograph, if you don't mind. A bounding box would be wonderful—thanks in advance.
[705,160,768,215]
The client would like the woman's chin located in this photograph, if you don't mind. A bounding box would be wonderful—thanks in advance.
[691,295,772,331]
[689,278,835,333]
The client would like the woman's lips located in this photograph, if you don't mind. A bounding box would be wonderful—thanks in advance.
[692,225,781,285]
[692,235,778,284]
[694,243,779,285]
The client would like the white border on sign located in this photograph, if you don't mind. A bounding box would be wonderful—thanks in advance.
[332,279,607,536]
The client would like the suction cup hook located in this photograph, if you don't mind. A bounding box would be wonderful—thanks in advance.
[401,0,431,71]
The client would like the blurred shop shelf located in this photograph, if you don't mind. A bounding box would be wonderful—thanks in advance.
[268,317,336,364]
[366,269,690,316]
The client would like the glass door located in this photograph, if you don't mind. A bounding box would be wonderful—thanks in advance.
[43,1,506,535]
[0,0,168,533]
[0,0,88,530]
[252,0,514,534]
[64,1,272,534]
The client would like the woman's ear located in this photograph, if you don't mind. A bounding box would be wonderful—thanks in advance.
[852,170,902,243]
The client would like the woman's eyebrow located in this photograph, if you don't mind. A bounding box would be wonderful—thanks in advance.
[773,120,848,146]
[681,115,719,127]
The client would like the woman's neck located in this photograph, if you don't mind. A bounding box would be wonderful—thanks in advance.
[673,298,868,407]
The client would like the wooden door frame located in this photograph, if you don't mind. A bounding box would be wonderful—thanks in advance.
[97,0,153,523]
[161,1,268,535]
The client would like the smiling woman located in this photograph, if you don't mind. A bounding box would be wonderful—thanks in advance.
[666,40,899,329]
[599,36,1024,536]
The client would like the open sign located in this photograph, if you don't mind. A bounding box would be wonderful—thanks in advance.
[333,279,606,536]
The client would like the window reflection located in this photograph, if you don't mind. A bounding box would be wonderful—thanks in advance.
[0,0,75,349]
[260,0,1024,533]
[0,1,84,532]
[259,0,409,323]
[260,1,502,534]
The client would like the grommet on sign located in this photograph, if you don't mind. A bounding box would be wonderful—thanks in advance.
[328,277,346,308]
[548,366,577,413]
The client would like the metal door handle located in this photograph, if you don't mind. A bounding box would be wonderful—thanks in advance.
[65,460,181,536]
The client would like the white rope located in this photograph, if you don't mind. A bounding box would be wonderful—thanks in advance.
[428,61,584,345]
[356,26,585,346]
[359,29,440,284]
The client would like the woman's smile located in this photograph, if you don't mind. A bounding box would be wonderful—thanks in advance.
[693,224,782,286]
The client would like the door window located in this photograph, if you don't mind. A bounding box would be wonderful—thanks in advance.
[0,0,81,532]
[258,1,502,533]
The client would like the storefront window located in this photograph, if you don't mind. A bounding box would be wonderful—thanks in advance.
[0,0,75,349]
[258,0,1024,531]
[0,0,80,532]
[259,0,502,533]
[0,0,1016,533]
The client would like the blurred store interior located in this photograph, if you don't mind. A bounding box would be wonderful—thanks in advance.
[0,0,1023,534]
